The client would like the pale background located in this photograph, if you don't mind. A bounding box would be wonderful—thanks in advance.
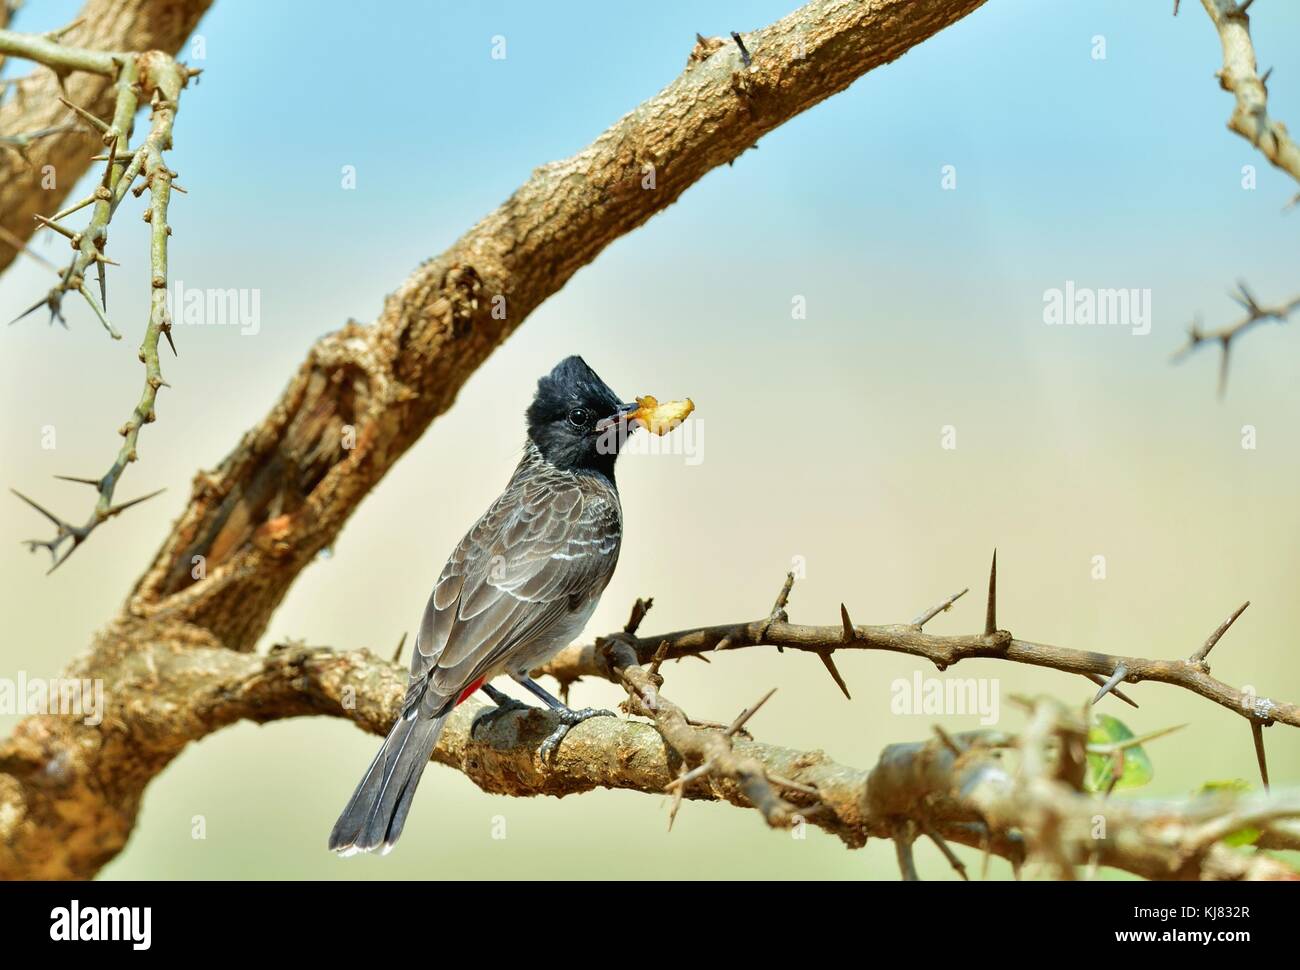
[2,0,1298,879]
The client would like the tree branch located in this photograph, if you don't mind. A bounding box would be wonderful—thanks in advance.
[7,39,190,569]
[0,0,997,880]
[116,0,991,652]
[9,0,1293,885]
[0,0,211,275]
[1198,0,1300,195]
[4,622,1295,880]
[1171,281,1300,396]
[1171,3,1300,392]
[540,572,1298,733]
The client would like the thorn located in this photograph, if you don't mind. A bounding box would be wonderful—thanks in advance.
[8,293,52,327]
[893,824,919,881]
[45,16,86,40]
[1188,601,1249,665]
[667,764,687,830]
[767,773,819,797]
[730,31,752,68]
[57,96,109,134]
[1250,722,1269,791]
[1083,672,1139,708]
[664,760,713,792]
[912,587,970,627]
[759,572,794,651]
[11,488,67,529]
[933,725,962,757]
[32,214,77,241]
[725,687,776,737]
[816,650,851,700]
[984,549,998,636]
[1230,280,1258,312]
[922,825,968,881]
[53,475,102,487]
[99,133,119,192]
[1092,663,1129,705]
[1087,723,1186,755]
[839,603,855,641]
[48,194,96,222]
[648,640,670,677]
[624,596,654,636]
[103,487,166,518]
[390,632,407,664]
[78,284,120,339]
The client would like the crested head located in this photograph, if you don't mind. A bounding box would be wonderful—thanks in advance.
[526,356,635,478]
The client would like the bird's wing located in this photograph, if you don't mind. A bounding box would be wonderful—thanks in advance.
[407,463,621,714]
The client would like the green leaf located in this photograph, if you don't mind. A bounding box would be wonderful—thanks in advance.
[1085,714,1154,792]
[1196,780,1260,847]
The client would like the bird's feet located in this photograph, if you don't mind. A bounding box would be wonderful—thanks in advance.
[471,696,531,738]
[538,706,616,761]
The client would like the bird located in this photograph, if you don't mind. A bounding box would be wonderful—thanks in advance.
[329,355,668,856]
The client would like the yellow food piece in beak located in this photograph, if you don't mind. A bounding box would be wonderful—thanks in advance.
[630,395,695,435]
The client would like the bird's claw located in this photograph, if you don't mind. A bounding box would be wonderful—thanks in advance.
[471,697,531,738]
[538,707,616,761]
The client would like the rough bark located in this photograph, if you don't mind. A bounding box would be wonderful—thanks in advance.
[5,631,1294,880]
[0,0,212,273]
[0,0,995,881]
[4,0,1298,885]
[122,0,991,653]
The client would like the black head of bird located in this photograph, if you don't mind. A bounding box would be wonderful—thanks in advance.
[526,355,638,477]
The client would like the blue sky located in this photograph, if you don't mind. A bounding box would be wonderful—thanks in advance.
[3,0,1299,879]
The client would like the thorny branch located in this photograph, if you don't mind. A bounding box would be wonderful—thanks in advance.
[2,0,1296,883]
[540,559,1294,792]
[1,24,197,569]
[0,0,1002,881]
[1171,282,1300,396]
[1195,0,1300,195]
[0,0,211,273]
[1173,2,1300,391]
[5,610,1296,881]
[605,601,809,832]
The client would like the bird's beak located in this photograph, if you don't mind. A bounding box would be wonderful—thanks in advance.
[595,402,640,433]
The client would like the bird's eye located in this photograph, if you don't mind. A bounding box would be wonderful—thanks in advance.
[567,407,591,429]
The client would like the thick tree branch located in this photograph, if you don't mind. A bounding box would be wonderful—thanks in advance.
[1198,0,1300,194]
[117,0,991,651]
[0,0,996,882]
[9,0,1293,885]
[0,0,211,274]
[4,624,1295,880]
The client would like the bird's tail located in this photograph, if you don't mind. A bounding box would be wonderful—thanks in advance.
[328,708,449,855]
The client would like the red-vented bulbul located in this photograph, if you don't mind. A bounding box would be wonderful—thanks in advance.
[329,356,655,855]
